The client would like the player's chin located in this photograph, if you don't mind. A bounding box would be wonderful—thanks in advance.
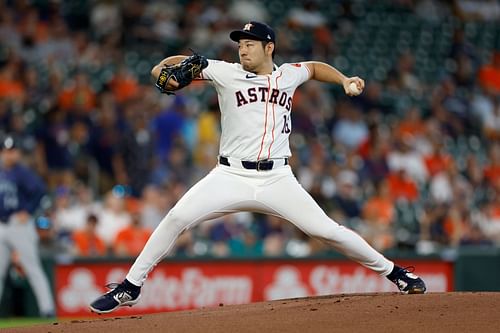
[241,61,254,72]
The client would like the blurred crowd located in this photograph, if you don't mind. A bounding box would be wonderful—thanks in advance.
[0,0,499,261]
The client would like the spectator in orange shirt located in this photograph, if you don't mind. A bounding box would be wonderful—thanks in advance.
[113,213,152,257]
[387,168,419,202]
[0,58,25,102]
[363,180,395,226]
[109,66,140,103]
[396,106,426,140]
[483,143,500,185]
[424,140,453,177]
[360,180,395,251]
[58,72,96,112]
[478,51,500,94]
[72,214,107,256]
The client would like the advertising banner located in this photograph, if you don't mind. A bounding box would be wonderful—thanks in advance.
[55,260,452,317]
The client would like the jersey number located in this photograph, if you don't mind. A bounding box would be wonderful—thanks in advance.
[281,115,291,134]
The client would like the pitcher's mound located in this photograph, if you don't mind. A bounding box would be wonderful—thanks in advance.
[5,292,500,333]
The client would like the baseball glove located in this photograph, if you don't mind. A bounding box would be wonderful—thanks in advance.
[155,52,208,95]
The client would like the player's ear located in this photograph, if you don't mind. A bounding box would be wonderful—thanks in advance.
[266,42,274,57]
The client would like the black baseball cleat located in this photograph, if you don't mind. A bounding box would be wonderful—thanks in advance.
[89,280,141,314]
[387,266,427,294]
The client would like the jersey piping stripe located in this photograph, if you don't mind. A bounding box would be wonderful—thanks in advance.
[267,71,283,159]
[257,76,271,160]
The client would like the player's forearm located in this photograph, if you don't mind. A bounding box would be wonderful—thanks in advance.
[151,55,188,79]
[305,61,347,85]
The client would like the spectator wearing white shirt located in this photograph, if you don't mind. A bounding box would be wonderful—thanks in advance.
[387,136,428,184]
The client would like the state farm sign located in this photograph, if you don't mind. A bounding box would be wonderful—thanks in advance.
[133,268,252,310]
[55,259,452,317]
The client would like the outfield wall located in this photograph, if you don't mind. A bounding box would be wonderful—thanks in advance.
[1,250,499,317]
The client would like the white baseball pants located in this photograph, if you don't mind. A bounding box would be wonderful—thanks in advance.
[127,164,394,286]
[0,219,55,315]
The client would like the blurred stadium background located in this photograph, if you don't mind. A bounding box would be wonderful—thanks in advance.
[0,0,500,321]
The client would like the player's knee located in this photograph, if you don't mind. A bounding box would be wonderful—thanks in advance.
[308,223,347,243]
[163,209,192,231]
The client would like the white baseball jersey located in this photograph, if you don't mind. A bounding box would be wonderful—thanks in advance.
[201,60,311,161]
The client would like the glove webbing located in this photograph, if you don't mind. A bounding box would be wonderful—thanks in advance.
[155,66,177,95]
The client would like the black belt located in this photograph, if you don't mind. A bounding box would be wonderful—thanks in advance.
[219,156,288,171]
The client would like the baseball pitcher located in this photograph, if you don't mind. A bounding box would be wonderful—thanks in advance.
[90,21,426,314]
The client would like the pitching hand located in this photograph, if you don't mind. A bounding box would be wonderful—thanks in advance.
[343,76,365,96]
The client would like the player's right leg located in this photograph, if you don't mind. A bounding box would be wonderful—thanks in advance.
[0,223,11,303]
[256,167,426,294]
[7,219,56,316]
[89,166,255,313]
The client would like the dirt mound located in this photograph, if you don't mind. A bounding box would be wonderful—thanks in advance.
[5,292,500,333]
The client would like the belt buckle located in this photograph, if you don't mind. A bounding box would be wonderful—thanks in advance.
[256,159,272,171]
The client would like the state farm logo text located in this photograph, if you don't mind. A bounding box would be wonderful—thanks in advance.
[137,268,252,309]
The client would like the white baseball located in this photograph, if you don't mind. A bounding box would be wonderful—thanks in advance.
[348,82,361,96]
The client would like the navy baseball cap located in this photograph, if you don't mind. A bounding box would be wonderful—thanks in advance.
[230,21,275,43]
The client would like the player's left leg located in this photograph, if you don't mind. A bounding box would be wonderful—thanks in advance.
[8,219,56,316]
[257,167,426,293]
[125,166,258,287]
[90,165,262,313]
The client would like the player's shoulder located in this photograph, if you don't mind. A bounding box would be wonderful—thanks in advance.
[278,62,309,72]
[206,59,242,75]
[207,59,240,69]
[278,62,311,78]
[203,60,243,81]
[280,62,306,68]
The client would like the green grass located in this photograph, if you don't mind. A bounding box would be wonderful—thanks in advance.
[0,317,57,329]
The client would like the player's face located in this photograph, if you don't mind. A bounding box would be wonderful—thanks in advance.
[238,39,269,72]
[1,148,20,167]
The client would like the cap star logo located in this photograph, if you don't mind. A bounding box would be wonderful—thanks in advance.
[267,34,271,39]
[243,23,253,31]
